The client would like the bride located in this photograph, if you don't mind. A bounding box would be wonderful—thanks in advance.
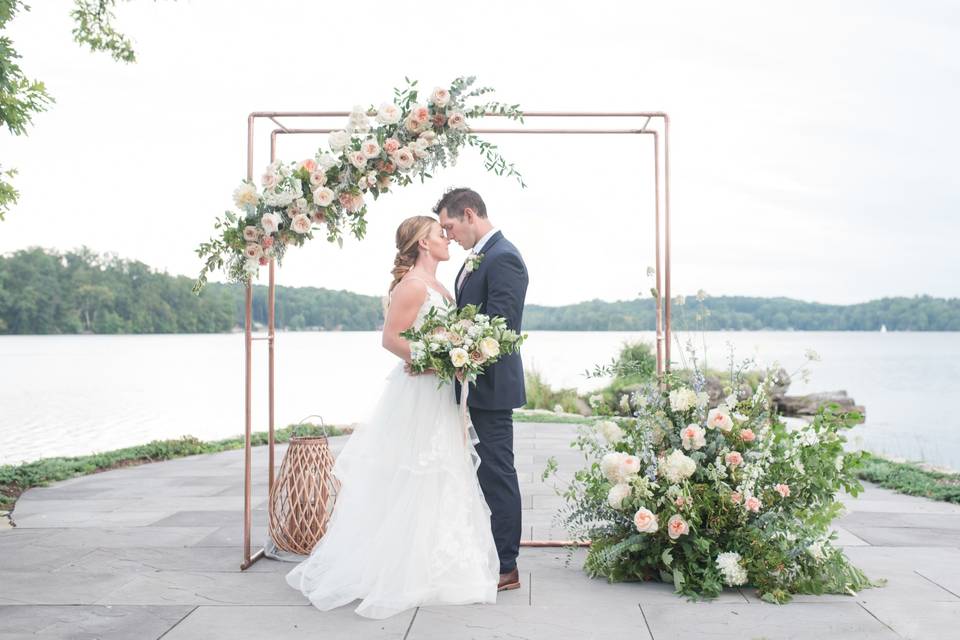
[285,215,500,619]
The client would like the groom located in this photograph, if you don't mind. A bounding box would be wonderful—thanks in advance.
[434,187,528,592]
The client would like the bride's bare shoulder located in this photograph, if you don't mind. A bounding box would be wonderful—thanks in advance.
[390,277,429,306]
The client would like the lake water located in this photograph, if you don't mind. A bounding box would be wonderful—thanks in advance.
[1,331,958,469]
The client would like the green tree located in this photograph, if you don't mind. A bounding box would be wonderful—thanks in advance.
[1,0,152,219]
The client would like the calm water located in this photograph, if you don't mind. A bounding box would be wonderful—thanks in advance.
[1,331,958,469]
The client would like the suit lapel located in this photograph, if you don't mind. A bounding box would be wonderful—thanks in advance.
[457,231,504,306]
[455,260,466,305]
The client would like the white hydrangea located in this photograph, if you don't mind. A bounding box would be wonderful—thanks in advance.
[597,420,624,445]
[716,552,748,586]
[607,483,631,510]
[669,388,698,412]
[659,449,696,483]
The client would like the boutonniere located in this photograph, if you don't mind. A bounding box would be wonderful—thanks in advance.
[464,252,484,273]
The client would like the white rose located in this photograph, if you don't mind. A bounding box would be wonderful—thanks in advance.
[619,455,641,478]
[449,348,469,368]
[316,153,338,171]
[447,111,467,129]
[659,449,697,483]
[309,169,327,187]
[601,452,628,483]
[361,139,381,159]
[243,259,259,276]
[669,388,698,412]
[291,213,312,235]
[349,150,368,170]
[597,420,624,445]
[312,187,334,207]
[393,147,415,170]
[329,130,350,152]
[348,105,370,133]
[260,212,281,235]
[633,507,659,534]
[707,407,734,432]
[479,337,500,358]
[376,102,401,124]
[607,483,631,510]
[232,182,258,209]
[430,87,451,107]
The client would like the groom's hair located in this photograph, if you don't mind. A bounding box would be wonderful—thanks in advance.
[432,187,487,220]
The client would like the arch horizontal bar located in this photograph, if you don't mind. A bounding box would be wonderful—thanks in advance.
[251,110,668,119]
[272,128,658,135]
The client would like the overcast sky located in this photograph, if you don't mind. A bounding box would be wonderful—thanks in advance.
[2,0,958,306]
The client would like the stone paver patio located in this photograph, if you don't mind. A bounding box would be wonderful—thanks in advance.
[3,422,959,639]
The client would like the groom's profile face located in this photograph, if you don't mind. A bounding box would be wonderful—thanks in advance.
[438,207,476,250]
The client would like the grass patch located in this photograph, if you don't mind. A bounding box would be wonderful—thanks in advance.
[0,423,350,512]
[855,455,960,503]
[513,409,593,425]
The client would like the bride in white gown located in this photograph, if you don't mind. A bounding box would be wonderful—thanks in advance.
[285,215,500,619]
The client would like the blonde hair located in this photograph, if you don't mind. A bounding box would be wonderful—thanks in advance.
[389,216,437,294]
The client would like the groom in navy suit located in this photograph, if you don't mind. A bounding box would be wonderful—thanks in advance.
[434,187,528,592]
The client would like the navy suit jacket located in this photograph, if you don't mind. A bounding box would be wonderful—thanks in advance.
[455,231,528,410]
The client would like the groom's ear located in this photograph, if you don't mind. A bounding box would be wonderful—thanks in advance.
[463,207,476,224]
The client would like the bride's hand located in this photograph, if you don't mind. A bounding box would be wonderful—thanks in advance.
[405,363,436,376]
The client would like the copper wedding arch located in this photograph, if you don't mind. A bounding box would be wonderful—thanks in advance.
[240,111,673,570]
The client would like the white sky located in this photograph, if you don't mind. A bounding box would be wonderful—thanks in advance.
[2,0,958,305]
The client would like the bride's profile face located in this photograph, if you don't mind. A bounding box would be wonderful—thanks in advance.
[420,222,450,262]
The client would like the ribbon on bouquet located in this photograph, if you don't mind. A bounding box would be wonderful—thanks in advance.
[459,376,472,446]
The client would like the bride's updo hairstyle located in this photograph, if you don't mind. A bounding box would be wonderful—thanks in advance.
[389,215,436,294]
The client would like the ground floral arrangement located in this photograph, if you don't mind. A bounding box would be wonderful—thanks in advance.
[194,76,524,292]
[546,349,884,604]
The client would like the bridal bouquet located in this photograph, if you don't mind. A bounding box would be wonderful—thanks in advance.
[401,303,525,386]
[548,351,882,604]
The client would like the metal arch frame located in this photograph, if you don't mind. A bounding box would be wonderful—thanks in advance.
[240,111,673,570]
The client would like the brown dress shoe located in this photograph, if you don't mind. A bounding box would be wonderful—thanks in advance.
[497,567,520,591]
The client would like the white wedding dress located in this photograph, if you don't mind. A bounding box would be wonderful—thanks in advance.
[285,283,499,619]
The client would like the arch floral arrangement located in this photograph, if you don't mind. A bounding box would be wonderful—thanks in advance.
[547,352,884,604]
[193,76,524,292]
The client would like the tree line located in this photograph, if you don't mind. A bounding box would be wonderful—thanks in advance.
[1,248,957,334]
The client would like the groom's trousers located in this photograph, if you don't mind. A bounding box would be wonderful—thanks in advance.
[469,407,522,574]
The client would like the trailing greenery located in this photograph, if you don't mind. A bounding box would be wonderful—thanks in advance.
[0,422,348,511]
[855,456,960,503]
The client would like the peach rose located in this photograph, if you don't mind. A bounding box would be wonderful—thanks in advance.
[361,139,381,159]
[244,243,262,260]
[243,226,260,242]
[739,428,756,443]
[393,148,415,170]
[667,514,689,539]
[384,137,401,155]
[775,483,791,498]
[309,170,327,187]
[312,187,334,207]
[291,213,311,235]
[633,508,658,534]
[430,87,450,107]
[349,150,368,170]
[412,104,430,124]
[447,111,466,129]
[261,236,274,249]
[745,496,762,513]
[725,451,743,468]
[300,159,317,173]
[730,492,742,504]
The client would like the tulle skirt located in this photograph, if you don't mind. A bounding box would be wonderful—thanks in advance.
[285,363,500,619]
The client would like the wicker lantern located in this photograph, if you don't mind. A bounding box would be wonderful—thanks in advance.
[268,434,340,556]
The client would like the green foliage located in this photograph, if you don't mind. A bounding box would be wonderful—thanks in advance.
[1,0,148,219]
[856,456,960,503]
[70,0,145,63]
[524,368,582,413]
[0,422,347,510]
